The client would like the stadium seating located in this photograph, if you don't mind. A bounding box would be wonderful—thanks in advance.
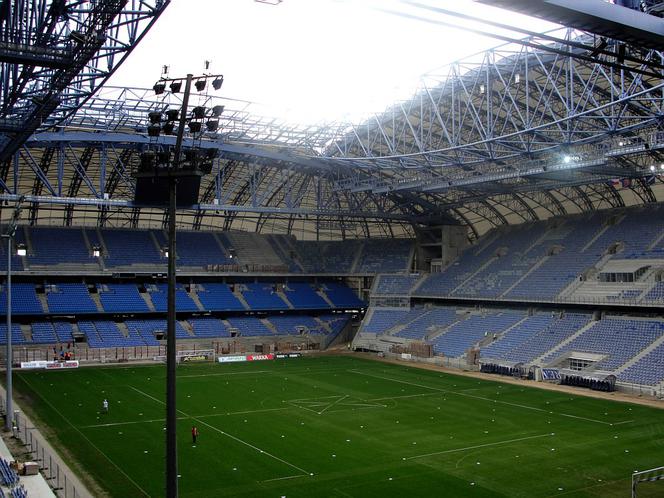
[31,322,58,343]
[373,274,421,295]
[188,318,231,338]
[394,307,458,340]
[282,283,330,309]
[0,283,42,314]
[226,316,273,336]
[320,282,364,308]
[100,229,163,267]
[544,318,664,370]
[0,324,24,345]
[148,284,199,312]
[240,283,289,310]
[618,342,664,386]
[46,283,98,314]
[172,231,233,268]
[27,227,96,266]
[125,319,188,344]
[431,311,524,357]
[267,315,323,335]
[98,283,150,313]
[195,283,246,311]
[356,239,413,273]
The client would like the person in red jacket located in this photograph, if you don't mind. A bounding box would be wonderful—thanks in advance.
[191,425,199,445]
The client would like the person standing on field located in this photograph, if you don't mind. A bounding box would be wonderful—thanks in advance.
[191,425,199,444]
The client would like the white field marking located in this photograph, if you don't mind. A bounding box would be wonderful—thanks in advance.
[179,370,271,378]
[261,474,308,483]
[558,412,612,426]
[198,407,291,417]
[405,433,554,460]
[318,395,349,415]
[348,370,627,426]
[288,395,349,402]
[287,401,322,415]
[612,420,634,426]
[20,376,151,497]
[368,392,439,402]
[83,407,293,428]
[130,386,311,476]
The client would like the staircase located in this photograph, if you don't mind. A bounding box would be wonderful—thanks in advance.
[188,288,206,311]
[501,255,550,297]
[21,324,32,342]
[425,316,464,341]
[614,333,664,374]
[89,290,105,312]
[180,320,195,337]
[450,256,498,295]
[37,292,49,313]
[140,289,156,312]
[531,319,597,365]
[116,322,131,338]
[277,290,294,309]
[232,287,251,310]
[262,318,278,334]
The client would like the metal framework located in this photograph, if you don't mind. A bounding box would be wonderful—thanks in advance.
[0,0,169,161]
[2,8,664,239]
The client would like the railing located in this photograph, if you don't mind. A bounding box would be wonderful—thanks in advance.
[0,393,86,498]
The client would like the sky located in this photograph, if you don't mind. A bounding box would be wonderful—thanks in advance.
[108,0,556,125]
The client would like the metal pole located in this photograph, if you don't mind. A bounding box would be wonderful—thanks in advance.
[166,73,193,498]
[5,236,12,432]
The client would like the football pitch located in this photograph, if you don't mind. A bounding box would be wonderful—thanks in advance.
[13,355,664,497]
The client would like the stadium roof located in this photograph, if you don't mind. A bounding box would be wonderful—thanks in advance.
[2,1,664,240]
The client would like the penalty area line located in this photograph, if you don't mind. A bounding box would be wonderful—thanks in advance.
[129,386,312,477]
[405,433,554,460]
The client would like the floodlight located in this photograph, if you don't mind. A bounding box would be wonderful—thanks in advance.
[148,124,161,137]
[148,111,162,124]
[188,121,202,133]
[169,81,182,93]
[166,109,179,121]
[153,82,166,95]
[192,106,206,119]
[92,247,101,258]
[157,150,171,165]
[650,165,656,172]
[212,105,225,117]
[139,151,157,172]
[212,76,224,90]
[162,122,175,135]
[194,80,206,92]
[206,120,219,132]
[16,245,27,257]
[661,164,664,171]
[514,74,520,84]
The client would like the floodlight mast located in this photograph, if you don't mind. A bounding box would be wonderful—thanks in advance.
[152,71,223,498]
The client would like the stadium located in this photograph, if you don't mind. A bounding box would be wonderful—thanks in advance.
[0,0,663,497]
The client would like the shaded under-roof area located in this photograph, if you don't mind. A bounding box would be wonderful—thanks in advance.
[2,0,664,241]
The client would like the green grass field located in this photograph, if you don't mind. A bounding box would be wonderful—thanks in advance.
[12,355,664,497]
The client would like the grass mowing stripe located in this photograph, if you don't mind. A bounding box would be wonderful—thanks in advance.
[349,369,627,426]
[20,375,151,498]
[129,386,312,477]
[404,433,554,460]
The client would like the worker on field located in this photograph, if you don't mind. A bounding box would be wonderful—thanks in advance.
[102,398,109,414]
[192,425,199,445]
